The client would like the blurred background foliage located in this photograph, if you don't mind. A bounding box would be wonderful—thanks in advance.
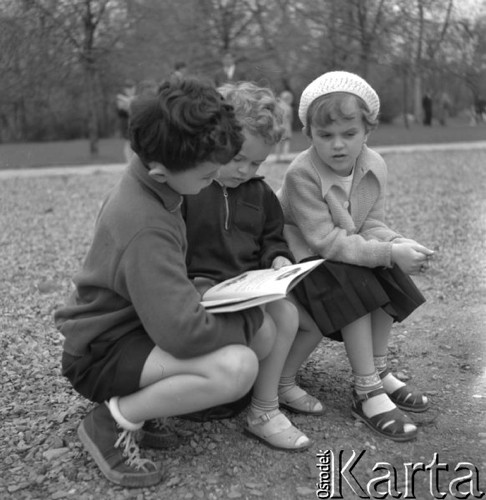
[1,0,485,155]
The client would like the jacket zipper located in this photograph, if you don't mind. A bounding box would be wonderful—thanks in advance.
[222,186,230,230]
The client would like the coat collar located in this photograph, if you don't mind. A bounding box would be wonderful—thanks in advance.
[308,145,372,196]
[128,156,183,213]
[214,175,264,190]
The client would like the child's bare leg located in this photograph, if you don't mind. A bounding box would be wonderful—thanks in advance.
[77,344,258,488]
[281,297,322,376]
[252,300,298,401]
[118,344,258,423]
[342,313,395,414]
[371,308,428,411]
[278,297,324,414]
[246,299,311,450]
[249,310,278,361]
[341,313,417,440]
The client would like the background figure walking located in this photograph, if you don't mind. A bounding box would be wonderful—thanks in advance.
[172,61,188,79]
[213,52,245,87]
[422,92,433,126]
[116,80,136,162]
[275,90,294,162]
[437,92,451,126]
[115,79,159,163]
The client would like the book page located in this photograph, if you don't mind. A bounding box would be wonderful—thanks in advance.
[201,259,324,304]
[204,294,284,314]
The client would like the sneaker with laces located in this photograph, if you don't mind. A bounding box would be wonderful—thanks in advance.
[77,404,162,487]
[139,418,180,449]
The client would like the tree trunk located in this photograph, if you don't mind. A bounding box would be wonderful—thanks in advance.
[413,0,424,123]
[402,67,409,128]
[413,72,422,124]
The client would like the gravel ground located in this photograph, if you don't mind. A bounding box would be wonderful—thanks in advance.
[1,148,485,499]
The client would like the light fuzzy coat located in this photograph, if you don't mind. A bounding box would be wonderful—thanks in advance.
[277,145,401,267]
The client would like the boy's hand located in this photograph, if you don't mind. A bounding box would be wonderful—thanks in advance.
[271,256,293,270]
[192,277,218,297]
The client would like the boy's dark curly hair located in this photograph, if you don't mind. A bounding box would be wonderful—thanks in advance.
[129,77,244,172]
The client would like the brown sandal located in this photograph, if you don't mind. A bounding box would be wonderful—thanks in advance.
[379,368,429,413]
[244,408,311,451]
[352,388,418,442]
[279,388,325,415]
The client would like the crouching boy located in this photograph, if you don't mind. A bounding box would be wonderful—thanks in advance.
[54,77,264,488]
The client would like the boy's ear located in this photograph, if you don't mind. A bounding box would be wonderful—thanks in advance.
[147,162,168,183]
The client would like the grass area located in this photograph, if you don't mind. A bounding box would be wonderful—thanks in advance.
[0,117,484,169]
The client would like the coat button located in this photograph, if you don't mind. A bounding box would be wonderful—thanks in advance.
[343,201,350,209]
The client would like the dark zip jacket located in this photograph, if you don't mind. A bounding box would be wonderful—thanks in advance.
[183,177,294,284]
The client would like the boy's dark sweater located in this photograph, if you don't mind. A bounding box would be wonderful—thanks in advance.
[54,158,263,359]
[183,178,294,283]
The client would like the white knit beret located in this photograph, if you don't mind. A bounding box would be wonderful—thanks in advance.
[298,71,380,125]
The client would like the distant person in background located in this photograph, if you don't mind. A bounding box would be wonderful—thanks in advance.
[422,92,433,126]
[469,98,486,126]
[116,80,136,162]
[116,79,159,163]
[172,61,188,80]
[437,92,451,126]
[474,97,486,124]
[274,90,294,162]
[135,79,159,98]
[213,52,245,86]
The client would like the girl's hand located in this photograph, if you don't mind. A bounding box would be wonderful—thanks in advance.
[392,237,418,246]
[271,256,293,270]
[391,242,434,275]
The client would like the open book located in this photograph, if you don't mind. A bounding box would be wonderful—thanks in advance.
[201,259,324,313]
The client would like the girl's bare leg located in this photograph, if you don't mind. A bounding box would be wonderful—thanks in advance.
[371,308,428,407]
[341,313,416,436]
[278,297,324,414]
[246,299,311,450]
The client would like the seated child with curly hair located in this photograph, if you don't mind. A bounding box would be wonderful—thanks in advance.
[183,81,319,451]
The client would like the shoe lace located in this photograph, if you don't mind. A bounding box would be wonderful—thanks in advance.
[114,429,156,471]
[150,417,174,432]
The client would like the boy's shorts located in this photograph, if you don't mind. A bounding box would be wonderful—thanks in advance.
[62,330,155,403]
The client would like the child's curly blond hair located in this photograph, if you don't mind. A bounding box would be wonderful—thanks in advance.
[218,81,285,145]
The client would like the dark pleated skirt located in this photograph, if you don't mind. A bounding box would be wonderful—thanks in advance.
[292,259,426,341]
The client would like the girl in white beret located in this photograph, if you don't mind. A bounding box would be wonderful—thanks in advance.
[277,71,434,442]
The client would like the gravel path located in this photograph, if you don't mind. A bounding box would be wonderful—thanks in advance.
[1,146,485,499]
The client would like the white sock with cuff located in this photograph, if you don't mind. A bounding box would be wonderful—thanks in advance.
[107,396,144,431]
